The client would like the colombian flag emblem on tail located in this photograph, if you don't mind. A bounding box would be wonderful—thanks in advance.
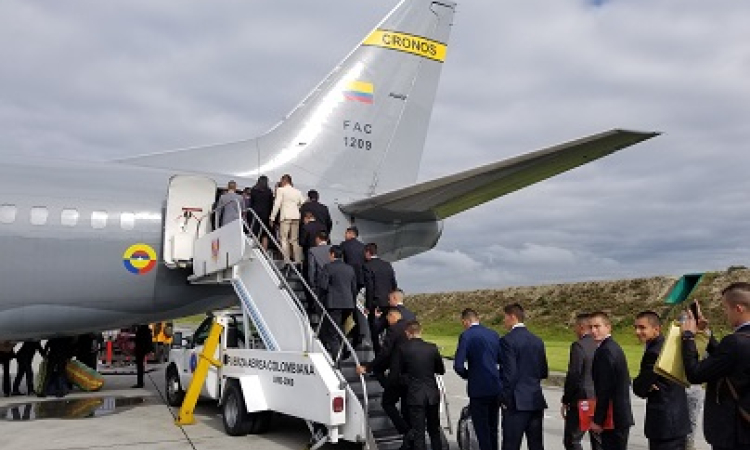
[344,81,374,104]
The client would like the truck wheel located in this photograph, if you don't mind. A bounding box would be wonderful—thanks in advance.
[165,365,184,407]
[222,381,251,436]
[247,411,272,434]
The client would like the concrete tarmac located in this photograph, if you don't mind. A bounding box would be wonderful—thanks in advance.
[0,362,710,450]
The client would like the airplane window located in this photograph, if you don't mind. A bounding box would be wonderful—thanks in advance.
[30,207,48,226]
[0,204,16,224]
[60,209,79,227]
[91,211,108,229]
[120,212,135,230]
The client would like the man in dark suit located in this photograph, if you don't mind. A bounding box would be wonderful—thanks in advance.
[133,324,154,388]
[589,311,634,450]
[388,289,416,323]
[340,226,366,290]
[499,303,548,450]
[357,308,411,434]
[372,289,418,343]
[561,313,601,450]
[390,321,446,450]
[299,189,332,232]
[307,231,331,296]
[681,282,750,450]
[363,243,398,354]
[300,212,327,282]
[632,311,690,450]
[454,308,502,450]
[318,245,358,358]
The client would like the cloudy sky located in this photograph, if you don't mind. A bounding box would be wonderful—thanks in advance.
[2,0,749,293]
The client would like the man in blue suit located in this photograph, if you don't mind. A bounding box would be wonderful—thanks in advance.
[454,308,502,450]
[499,303,548,450]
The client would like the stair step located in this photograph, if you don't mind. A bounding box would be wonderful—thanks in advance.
[372,427,403,441]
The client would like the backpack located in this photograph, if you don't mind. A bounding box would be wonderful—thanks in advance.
[457,406,479,450]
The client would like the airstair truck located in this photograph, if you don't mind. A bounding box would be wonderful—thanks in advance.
[165,309,351,439]
[164,197,414,450]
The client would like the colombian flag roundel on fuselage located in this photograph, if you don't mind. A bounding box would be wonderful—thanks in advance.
[122,243,157,275]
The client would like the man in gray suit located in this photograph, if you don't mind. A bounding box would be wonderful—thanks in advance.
[561,313,601,450]
[216,180,244,227]
[318,245,358,358]
[308,231,331,297]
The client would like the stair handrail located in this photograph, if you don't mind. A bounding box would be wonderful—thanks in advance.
[241,207,370,437]
[197,199,370,435]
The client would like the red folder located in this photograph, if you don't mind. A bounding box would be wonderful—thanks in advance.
[578,399,614,431]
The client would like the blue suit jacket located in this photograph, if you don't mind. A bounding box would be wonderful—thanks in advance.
[453,324,502,398]
[499,326,548,411]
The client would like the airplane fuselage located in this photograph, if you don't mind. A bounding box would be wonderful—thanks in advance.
[0,156,441,340]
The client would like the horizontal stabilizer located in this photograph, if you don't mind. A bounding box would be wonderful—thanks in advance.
[340,129,659,222]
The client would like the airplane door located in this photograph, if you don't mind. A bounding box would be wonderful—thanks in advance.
[164,175,217,268]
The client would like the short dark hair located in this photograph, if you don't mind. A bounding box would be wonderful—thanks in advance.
[635,310,661,327]
[503,303,525,322]
[589,311,611,326]
[575,313,590,326]
[304,211,315,219]
[329,245,343,259]
[722,282,750,308]
[405,320,421,335]
[346,226,359,237]
[315,230,328,242]
[461,308,479,321]
[386,307,402,318]
[281,174,292,185]
[365,243,378,255]
[307,189,319,201]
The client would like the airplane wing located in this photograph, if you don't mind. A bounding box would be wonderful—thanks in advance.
[339,129,659,223]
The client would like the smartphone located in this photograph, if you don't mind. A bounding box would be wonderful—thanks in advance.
[689,300,700,319]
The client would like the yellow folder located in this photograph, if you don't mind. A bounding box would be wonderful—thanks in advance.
[654,322,709,387]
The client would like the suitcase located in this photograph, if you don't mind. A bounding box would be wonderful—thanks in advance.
[66,359,104,391]
[457,406,479,450]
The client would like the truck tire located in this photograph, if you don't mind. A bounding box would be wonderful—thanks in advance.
[247,411,272,434]
[222,381,251,436]
[165,365,185,407]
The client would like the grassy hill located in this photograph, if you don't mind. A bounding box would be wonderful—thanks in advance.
[409,267,749,375]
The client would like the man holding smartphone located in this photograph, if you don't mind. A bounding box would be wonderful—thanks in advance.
[681,282,750,450]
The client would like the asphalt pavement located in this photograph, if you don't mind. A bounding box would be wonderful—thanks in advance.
[0,361,709,450]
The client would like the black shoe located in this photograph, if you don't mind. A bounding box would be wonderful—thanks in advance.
[131,384,144,388]
[11,390,22,396]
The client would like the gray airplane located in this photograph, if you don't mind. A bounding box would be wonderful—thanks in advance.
[0,0,657,340]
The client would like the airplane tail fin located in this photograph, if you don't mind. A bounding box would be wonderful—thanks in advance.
[120,0,456,196]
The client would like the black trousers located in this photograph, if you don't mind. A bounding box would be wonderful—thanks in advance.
[470,395,500,450]
[382,384,410,434]
[0,352,11,395]
[408,402,443,450]
[368,312,387,355]
[135,350,147,386]
[563,403,602,450]
[649,436,686,450]
[501,409,544,450]
[13,357,35,393]
[321,309,353,358]
[600,427,629,450]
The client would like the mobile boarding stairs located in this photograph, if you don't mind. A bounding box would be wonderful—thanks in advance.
[179,200,449,450]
